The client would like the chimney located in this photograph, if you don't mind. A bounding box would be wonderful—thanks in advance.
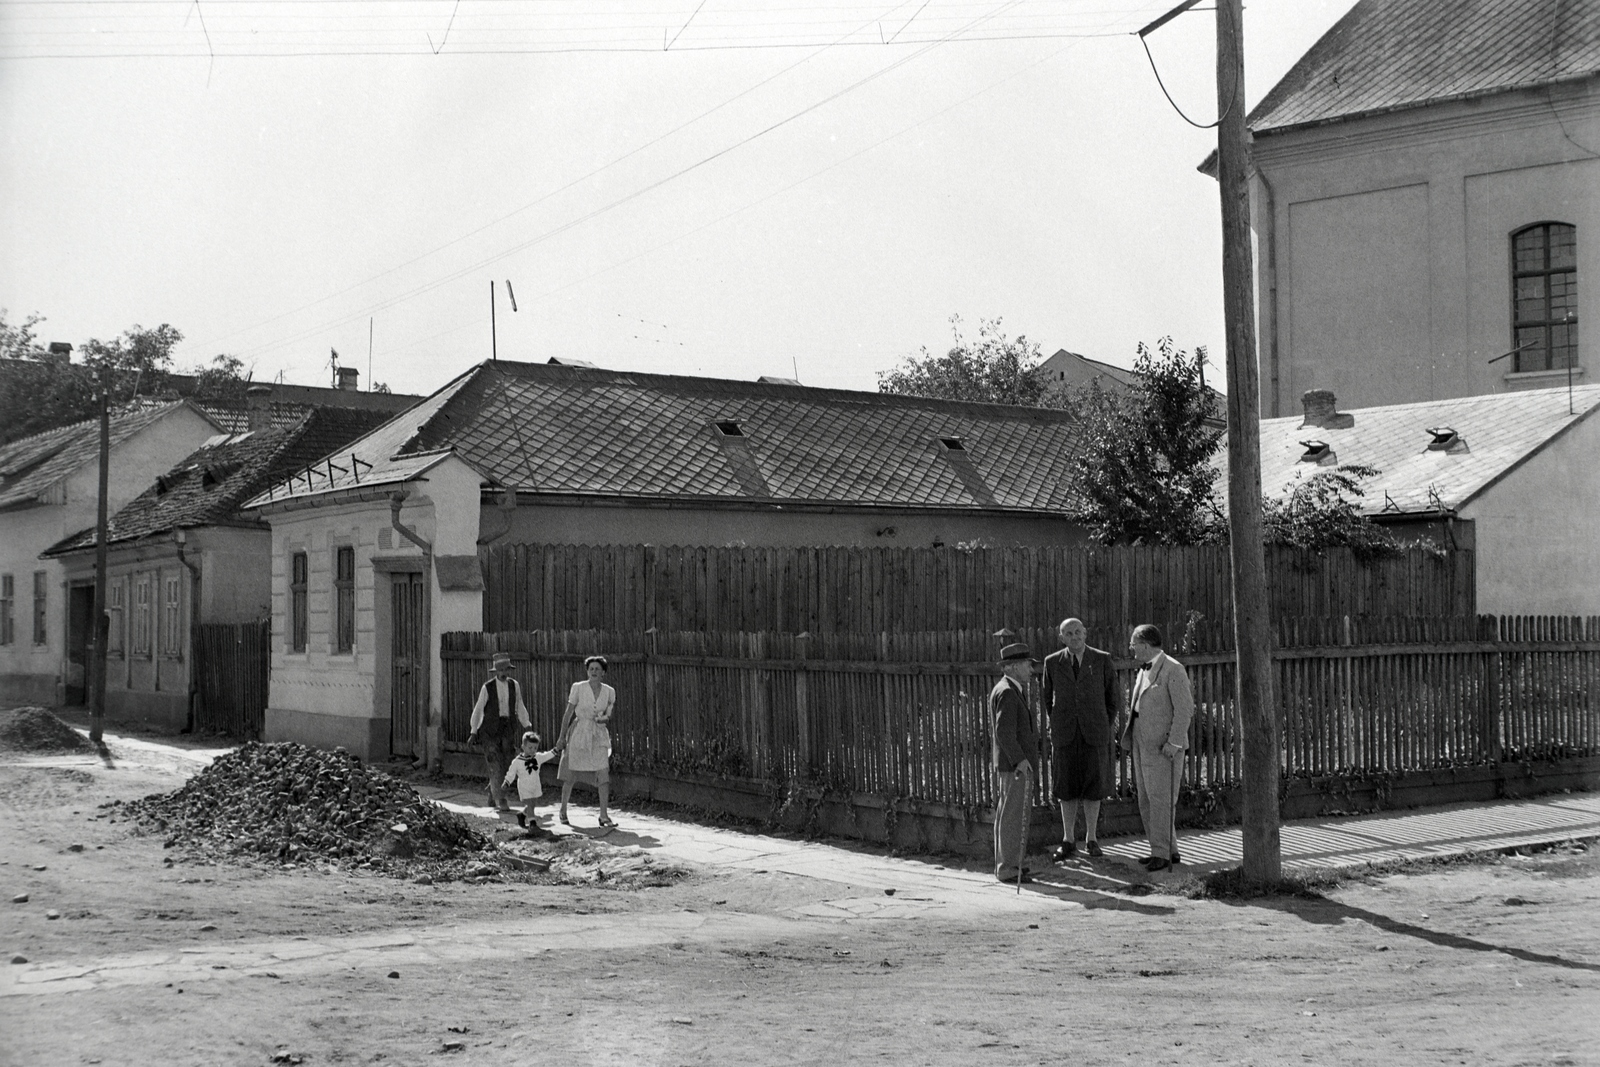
[46,342,73,365]
[336,367,360,392]
[1300,389,1354,429]
[246,383,274,432]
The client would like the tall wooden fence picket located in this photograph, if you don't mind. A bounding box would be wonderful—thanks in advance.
[479,542,1474,637]
[441,615,1600,820]
[193,620,270,738]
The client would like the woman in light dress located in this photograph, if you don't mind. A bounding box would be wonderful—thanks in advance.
[555,654,616,828]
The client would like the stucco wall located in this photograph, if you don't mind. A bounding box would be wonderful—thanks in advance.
[195,525,272,623]
[490,499,1086,549]
[0,405,216,704]
[1462,406,1600,615]
[1252,81,1600,416]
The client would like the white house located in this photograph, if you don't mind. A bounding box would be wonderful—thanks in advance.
[1204,0,1600,415]
[0,401,220,705]
[1246,385,1600,616]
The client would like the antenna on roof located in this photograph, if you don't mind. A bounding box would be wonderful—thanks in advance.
[490,280,497,363]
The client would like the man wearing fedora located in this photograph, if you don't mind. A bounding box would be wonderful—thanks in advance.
[1126,624,1194,871]
[990,642,1040,883]
[469,652,533,812]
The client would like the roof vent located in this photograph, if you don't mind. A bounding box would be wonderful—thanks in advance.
[757,375,801,386]
[1299,440,1337,466]
[938,436,966,451]
[547,357,597,368]
[1300,389,1355,430]
[714,420,745,438]
[155,474,175,495]
[1425,426,1468,454]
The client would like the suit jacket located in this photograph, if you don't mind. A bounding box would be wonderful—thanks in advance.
[1129,651,1195,750]
[990,675,1038,772]
[1041,646,1118,748]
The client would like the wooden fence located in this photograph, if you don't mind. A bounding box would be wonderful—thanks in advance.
[441,615,1598,817]
[479,542,1475,636]
[193,620,270,738]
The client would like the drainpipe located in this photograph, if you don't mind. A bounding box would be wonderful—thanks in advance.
[1255,165,1282,418]
[390,490,439,771]
[175,529,201,735]
[474,487,517,547]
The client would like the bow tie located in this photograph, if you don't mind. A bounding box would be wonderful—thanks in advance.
[1139,662,1155,671]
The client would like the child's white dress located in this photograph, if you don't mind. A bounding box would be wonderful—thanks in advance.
[502,750,556,801]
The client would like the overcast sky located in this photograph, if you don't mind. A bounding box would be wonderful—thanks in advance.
[0,0,1359,397]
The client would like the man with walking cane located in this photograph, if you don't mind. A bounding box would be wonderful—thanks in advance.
[990,642,1039,885]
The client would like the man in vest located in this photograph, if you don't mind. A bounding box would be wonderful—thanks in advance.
[469,652,532,812]
[1041,617,1120,861]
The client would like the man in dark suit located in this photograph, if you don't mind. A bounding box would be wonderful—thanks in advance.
[990,642,1039,884]
[1041,618,1120,861]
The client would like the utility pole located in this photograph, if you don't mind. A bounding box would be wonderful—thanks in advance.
[1215,0,1281,882]
[89,367,110,749]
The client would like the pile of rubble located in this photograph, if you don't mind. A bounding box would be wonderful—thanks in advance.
[0,706,93,753]
[110,741,488,867]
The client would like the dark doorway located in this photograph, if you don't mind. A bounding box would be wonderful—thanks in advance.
[65,584,93,705]
[390,572,426,758]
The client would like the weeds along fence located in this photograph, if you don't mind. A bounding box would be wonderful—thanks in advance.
[193,620,270,738]
[478,542,1474,636]
[441,615,1598,816]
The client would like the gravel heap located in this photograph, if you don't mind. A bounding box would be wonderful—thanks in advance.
[0,706,93,752]
[111,741,487,865]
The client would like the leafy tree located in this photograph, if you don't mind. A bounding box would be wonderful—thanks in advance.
[1263,464,1407,559]
[191,352,249,404]
[1065,338,1225,545]
[878,316,1061,407]
[0,322,185,444]
[78,322,182,392]
[1,309,46,359]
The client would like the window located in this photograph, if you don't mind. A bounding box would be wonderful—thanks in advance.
[334,545,355,653]
[1512,223,1578,372]
[133,575,151,656]
[31,571,47,646]
[162,574,183,658]
[0,574,13,646]
[290,551,308,653]
[107,580,125,657]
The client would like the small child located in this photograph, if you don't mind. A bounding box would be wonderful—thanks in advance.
[502,730,557,833]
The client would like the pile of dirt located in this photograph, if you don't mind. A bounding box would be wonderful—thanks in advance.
[0,706,93,753]
[109,741,488,867]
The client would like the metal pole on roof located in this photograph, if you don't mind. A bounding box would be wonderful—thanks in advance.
[490,280,497,363]
[1214,0,1280,883]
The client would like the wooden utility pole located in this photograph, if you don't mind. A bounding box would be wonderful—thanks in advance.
[1215,0,1281,881]
[89,370,110,748]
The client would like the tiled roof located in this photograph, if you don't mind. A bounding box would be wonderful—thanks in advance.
[42,406,394,554]
[1232,385,1600,516]
[1246,0,1600,135]
[243,360,1089,513]
[0,401,218,511]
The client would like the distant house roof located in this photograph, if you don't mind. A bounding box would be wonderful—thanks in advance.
[42,406,394,555]
[0,401,220,512]
[1250,0,1600,135]
[1238,385,1600,517]
[242,359,1089,514]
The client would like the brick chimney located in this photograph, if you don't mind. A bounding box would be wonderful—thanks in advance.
[336,367,360,391]
[246,383,274,432]
[1300,389,1354,429]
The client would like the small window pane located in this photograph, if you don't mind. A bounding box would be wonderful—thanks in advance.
[1550,225,1576,270]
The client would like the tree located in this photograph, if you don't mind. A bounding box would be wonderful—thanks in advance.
[1263,464,1407,559]
[878,316,1060,407]
[0,322,185,444]
[79,322,182,392]
[191,352,249,404]
[1065,338,1225,545]
[1,309,46,359]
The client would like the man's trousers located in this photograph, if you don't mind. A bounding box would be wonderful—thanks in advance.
[1131,725,1183,860]
[992,764,1033,878]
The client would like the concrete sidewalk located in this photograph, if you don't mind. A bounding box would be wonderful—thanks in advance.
[420,778,1600,908]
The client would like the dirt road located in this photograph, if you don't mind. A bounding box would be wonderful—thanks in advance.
[3,735,1597,1067]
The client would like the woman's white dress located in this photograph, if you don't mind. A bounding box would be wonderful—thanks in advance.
[563,681,615,773]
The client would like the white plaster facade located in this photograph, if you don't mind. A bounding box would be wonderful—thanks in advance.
[0,405,218,705]
[1247,80,1599,416]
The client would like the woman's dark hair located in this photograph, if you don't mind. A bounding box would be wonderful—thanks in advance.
[584,654,609,672]
[1130,624,1164,648]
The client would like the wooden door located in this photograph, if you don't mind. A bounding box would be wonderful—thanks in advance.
[390,572,426,758]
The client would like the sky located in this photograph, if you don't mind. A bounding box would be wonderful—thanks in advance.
[0,0,1361,398]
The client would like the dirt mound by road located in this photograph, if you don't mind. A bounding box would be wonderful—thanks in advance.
[0,706,93,752]
[110,741,488,866]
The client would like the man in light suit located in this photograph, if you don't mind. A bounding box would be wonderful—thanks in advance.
[1041,618,1119,861]
[1125,624,1194,871]
[990,642,1039,884]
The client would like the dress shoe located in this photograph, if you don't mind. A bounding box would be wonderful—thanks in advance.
[1085,840,1104,858]
[1145,857,1172,872]
[1169,850,1181,865]
[1051,841,1077,863]
[996,870,1033,884]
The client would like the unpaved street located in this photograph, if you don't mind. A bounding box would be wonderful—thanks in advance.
[3,736,1597,1067]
